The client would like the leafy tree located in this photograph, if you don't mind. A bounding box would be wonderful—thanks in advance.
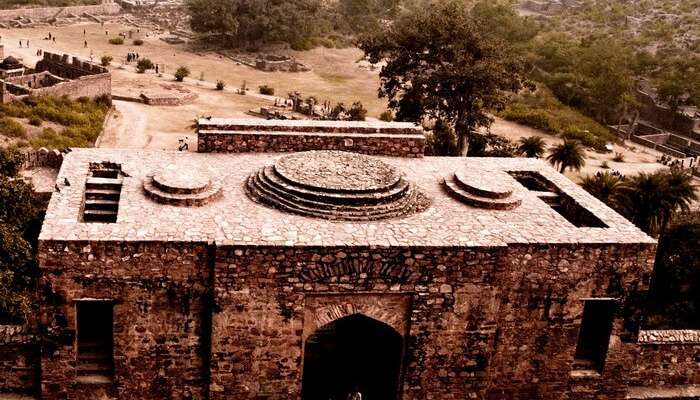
[0,147,24,177]
[359,0,532,156]
[186,0,323,48]
[517,136,546,158]
[546,139,586,173]
[425,120,458,156]
[136,58,154,73]
[581,172,625,212]
[468,132,517,157]
[0,149,45,324]
[645,223,700,329]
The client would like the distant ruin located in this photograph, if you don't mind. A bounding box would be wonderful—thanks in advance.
[0,51,111,104]
[0,0,119,27]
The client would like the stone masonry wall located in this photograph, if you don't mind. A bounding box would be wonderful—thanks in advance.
[0,2,120,21]
[0,325,39,395]
[210,242,658,400]
[197,131,425,157]
[37,240,211,400]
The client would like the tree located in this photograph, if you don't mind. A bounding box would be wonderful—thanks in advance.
[186,0,323,48]
[175,66,191,82]
[0,147,24,177]
[517,136,546,158]
[617,171,697,236]
[136,58,153,73]
[359,0,532,156]
[546,140,585,173]
[0,150,45,324]
[581,172,625,212]
[645,223,700,329]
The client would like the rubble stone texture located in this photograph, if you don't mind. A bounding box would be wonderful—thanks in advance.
[0,126,697,400]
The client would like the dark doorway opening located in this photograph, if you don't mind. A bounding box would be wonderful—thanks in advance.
[301,314,404,400]
[573,299,616,373]
[76,301,114,380]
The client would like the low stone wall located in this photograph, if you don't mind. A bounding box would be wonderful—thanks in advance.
[197,119,426,157]
[23,148,64,169]
[197,131,425,157]
[0,325,39,394]
[0,2,120,21]
[630,135,687,158]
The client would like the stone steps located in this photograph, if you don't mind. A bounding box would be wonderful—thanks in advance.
[142,175,222,207]
[443,177,521,211]
[260,166,410,206]
[246,176,418,221]
[83,173,122,223]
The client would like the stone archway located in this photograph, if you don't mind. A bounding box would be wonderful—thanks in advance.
[301,314,404,400]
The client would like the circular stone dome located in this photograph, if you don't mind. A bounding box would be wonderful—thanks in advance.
[143,165,222,206]
[246,151,429,221]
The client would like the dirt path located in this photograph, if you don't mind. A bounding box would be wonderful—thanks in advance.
[98,100,150,148]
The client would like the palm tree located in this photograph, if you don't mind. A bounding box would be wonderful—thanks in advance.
[517,136,546,158]
[618,170,698,236]
[581,172,625,212]
[547,140,586,173]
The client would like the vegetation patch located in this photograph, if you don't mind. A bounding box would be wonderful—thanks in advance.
[499,88,617,151]
[319,72,352,85]
[0,96,109,149]
[0,117,28,139]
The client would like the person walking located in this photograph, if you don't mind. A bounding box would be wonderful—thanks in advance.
[84,40,88,48]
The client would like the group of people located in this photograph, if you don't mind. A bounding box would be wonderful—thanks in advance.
[126,52,141,63]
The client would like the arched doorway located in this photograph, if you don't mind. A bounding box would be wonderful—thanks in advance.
[301,314,404,400]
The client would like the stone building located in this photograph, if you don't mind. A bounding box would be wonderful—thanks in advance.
[1,121,698,400]
[0,51,111,104]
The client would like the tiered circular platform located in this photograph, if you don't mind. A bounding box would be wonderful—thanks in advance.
[143,167,222,206]
[245,151,428,221]
[443,169,521,210]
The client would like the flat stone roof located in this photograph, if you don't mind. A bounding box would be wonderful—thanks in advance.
[39,149,655,247]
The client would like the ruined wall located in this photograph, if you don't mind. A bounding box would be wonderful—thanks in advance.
[210,242,657,400]
[197,132,425,157]
[0,2,120,21]
[37,240,211,400]
[636,90,698,136]
[0,326,39,395]
[35,53,108,79]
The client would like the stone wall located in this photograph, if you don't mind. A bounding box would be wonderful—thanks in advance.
[0,2,120,21]
[197,131,425,157]
[26,235,700,400]
[636,89,698,136]
[0,325,39,395]
[23,147,64,169]
[37,241,211,400]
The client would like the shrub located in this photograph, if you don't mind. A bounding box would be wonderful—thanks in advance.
[0,117,27,138]
[100,55,113,67]
[348,102,367,121]
[136,58,153,73]
[174,66,190,82]
[259,85,275,95]
[379,110,393,122]
[133,39,144,46]
[600,160,610,169]
[28,116,42,126]
[108,37,124,45]
[613,152,625,162]
[216,80,226,90]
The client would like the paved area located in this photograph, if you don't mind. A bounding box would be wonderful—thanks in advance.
[40,149,654,246]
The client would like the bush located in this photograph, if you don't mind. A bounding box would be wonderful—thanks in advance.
[108,37,124,45]
[600,160,610,169]
[0,117,27,138]
[1,96,109,149]
[136,58,153,73]
[259,85,275,95]
[100,55,113,67]
[613,152,625,162]
[348,102,367,121]
[216,80,226,90]
[174,66,190,82]
[28,116,42,126]
[133,39,144,46]
[379,110,393,122]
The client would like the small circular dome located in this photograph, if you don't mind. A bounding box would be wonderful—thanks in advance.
[143,165,222,207]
